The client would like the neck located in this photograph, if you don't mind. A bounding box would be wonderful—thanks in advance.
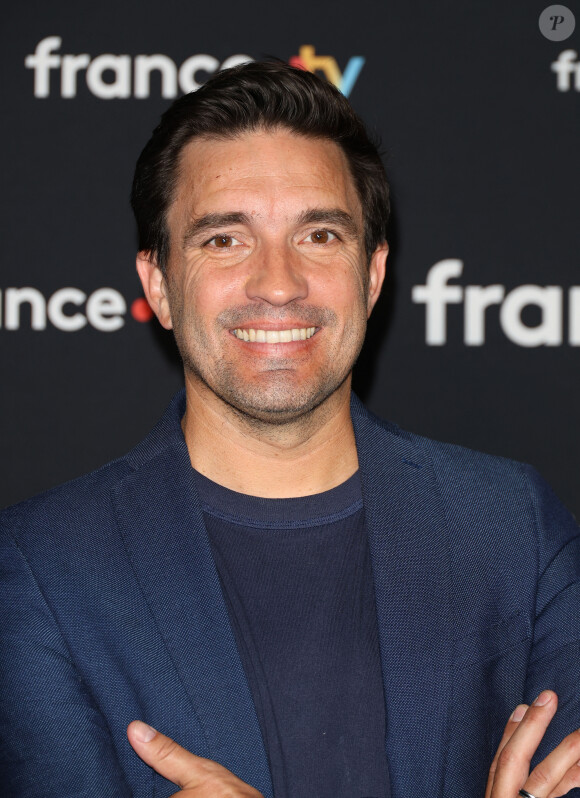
[180,376,359,498]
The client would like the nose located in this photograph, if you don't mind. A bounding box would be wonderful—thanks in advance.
[244,241,308,306]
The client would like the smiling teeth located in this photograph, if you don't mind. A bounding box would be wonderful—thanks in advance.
[233,327,316,343]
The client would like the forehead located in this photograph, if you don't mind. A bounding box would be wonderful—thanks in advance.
[168,128,362,226]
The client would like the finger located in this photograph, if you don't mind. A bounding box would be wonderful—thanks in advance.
[490,690,558,797]
[547,759,580,798]
[524,727,580,798]
[127,720,227,789]
[485,704,528,798]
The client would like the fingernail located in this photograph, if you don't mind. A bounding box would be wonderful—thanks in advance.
[511,705,527,722]
[133,720,157,743]
[533,690,552,706]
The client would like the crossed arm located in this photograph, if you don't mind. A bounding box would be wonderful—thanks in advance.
[127,691,580,798]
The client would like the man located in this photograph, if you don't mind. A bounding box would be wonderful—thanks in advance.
[1,62,579,798]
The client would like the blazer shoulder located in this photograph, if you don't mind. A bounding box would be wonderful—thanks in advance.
[408,428,529,480]
[0,454,132,546]
[1,391,187,537]
[354,395,530,483]
[398,426,578,552]
[403,427,568,514]
[355,398,577,541]
[1,395,188,552]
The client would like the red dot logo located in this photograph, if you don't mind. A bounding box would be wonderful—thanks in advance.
[131,298,154,322]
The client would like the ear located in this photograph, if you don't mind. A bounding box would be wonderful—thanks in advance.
[367,242,389,317]
[136,252,173,330]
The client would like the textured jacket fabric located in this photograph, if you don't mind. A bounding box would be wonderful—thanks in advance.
[1,391,579,798]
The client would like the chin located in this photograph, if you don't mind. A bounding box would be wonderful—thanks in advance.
[220,378,350,426]
[183,352,353,425]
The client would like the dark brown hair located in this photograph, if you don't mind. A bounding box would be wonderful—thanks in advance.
[131,60,390,271]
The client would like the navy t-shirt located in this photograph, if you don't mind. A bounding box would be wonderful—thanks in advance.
[194,469,390,798]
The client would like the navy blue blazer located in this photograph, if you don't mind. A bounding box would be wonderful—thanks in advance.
[1,392,579,798]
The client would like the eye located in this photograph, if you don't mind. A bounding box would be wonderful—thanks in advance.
[304,229,337,245]
[206,234,243,249]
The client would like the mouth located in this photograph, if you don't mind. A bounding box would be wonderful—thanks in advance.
[231,327,317,343]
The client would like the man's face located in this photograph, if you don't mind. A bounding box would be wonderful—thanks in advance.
[139,128,387,424]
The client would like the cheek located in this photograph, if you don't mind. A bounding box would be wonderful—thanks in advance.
[319,263,368,313]
[197,279,241,320]
[179,272,245,337]
[174,264,221,309]
[333,251,368,294]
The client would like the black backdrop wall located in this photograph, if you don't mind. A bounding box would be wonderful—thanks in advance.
[2,0,579,518]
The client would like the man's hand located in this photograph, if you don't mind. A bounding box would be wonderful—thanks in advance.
[486,691,580,798]
[129,695,580,798]
[127,721,264,798]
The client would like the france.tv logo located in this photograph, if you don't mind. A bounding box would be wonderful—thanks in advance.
[289,45,365,98]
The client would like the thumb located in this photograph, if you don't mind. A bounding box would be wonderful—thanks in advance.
[127,720,221,789]
[485,704,528,798]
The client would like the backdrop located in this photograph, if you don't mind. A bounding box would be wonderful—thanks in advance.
[2,0,579,519]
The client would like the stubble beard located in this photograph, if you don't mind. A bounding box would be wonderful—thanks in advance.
[170,300,368,430]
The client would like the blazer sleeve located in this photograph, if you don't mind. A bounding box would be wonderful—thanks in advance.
[0,526,132,798]
[522,465,580,773]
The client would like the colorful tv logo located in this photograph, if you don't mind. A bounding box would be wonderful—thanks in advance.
[289,45,365,98]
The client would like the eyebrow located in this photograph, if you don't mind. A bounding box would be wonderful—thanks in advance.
[182,213,252,249]
[295,208,360,239]
[182,207,361,249]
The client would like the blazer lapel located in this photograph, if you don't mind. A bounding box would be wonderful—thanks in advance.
[352,395,453,798]
[113,393,273,798]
